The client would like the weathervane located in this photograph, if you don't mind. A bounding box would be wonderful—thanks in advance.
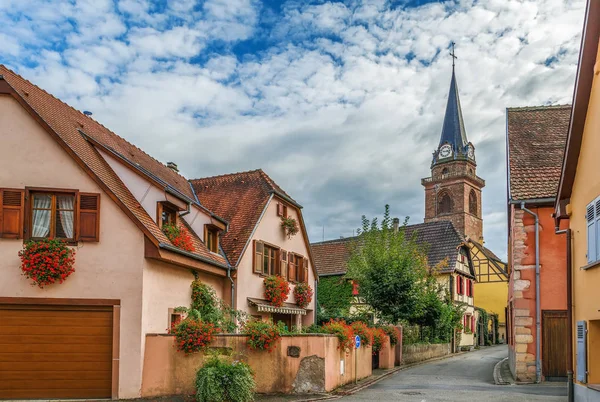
[450,41,457,70]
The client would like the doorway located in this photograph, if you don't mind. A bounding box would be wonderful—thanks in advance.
[542,310,568,381]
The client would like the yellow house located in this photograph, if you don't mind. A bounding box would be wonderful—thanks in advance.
[554,1,600,399]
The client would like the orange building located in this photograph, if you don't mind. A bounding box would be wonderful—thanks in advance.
[506,105,570,383]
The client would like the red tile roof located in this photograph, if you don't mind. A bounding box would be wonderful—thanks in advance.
[310,239,350,276]
[190,169,298,267]
[507,105,571,201]
[0,65,225,267]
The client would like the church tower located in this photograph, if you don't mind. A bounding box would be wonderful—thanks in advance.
[422,60,485,242]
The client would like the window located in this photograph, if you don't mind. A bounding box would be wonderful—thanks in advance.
[253,240,279,276]
[438,193,453,214]
[441,167,449,177]
[469,190,477,216]
[30,192,76,240]
[205,226,219,253]
[586,197,600,264]
[457,276,464,295]
[277,203,288,218]
[159,203,177,228]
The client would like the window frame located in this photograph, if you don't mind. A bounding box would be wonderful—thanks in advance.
[204,225,219,253]
[157,202,178,229]
[438,192,453,215]
[25,188,79,242]
[469,189,478,216]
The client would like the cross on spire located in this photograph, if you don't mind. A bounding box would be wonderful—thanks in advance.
[450,41,457,70]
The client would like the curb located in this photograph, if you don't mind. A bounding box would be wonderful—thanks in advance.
[493,357,510,385]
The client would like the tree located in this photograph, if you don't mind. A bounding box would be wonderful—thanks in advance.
[346,205,429,324]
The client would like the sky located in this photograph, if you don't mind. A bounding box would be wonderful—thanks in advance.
[0,0,586,259]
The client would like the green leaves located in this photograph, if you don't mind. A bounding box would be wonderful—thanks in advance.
[195,355,256,402]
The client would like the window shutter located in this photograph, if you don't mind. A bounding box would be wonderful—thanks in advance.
[352,281,359,296]
[576,321,587,383]
[280,249,287,280]
[253,241,263,274]
[274,249,281,276]
[0,189,25,239]
[596,199,600,262]
[277,203,283,217]
[77,193,100,242]
[471,316,475,332]
[587,202,596,263]
[288,252,295,281]
[303,258,309,284]
[471,280,474,297]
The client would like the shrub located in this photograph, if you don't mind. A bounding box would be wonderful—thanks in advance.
[371,327,387,353]
[263,275,290,307]
[172,317,219,354]
[196,355,255,402]
[382,326,401,346]
[163,222,195,253]
[189,279,248,332]
[18,239,76,288]
[351,321,372,346]
[322,319,355,353]
[243,319,281,352]
[293,282,313,308]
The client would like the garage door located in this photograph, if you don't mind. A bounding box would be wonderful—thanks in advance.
[0,304,113,400]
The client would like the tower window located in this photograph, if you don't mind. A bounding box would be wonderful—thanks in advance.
[469,190,477,216]
[438,193,453,214]
[441,168,449,177]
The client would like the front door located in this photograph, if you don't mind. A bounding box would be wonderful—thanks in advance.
[273,313,293,331]
[542,310,568,380]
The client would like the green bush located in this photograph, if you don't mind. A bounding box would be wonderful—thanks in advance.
[196,356,256,402]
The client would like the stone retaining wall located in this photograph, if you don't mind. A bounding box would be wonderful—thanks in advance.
[401,343,451,365]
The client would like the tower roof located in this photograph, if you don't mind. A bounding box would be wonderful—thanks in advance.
[439,69,468,153]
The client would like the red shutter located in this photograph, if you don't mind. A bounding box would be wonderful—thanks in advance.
[303,258,309,284]
[471,316,475,332]
[0,189,25,239]
[77,193,100,242]
[352,281,359,296]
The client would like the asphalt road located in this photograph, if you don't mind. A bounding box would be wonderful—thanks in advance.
[340,345,567,401]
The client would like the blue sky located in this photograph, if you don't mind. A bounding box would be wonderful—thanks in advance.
[0,0,587,259]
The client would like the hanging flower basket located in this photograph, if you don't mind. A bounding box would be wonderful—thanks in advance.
[163,222,195,253]
[18,239,76,288]
[280,216,299,239]
[293,282,313,308]
[263,275,290,307]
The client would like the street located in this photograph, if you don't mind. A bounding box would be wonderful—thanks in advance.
[340,346,567,401]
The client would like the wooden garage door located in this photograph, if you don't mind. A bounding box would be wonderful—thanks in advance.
[0,305,113,400]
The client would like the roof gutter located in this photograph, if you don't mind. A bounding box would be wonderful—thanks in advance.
[158,243,229,270]
[271,190,303,209]
[318,272,347,277]
[509,197,555,206]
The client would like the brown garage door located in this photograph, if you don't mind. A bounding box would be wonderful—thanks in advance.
[0,304,113,400]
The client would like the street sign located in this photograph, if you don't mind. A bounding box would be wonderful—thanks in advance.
[355,335,361,349]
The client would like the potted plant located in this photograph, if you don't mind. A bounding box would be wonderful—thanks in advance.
[264,275,290,307]
[18,239,76,288]
[280,216,299,239]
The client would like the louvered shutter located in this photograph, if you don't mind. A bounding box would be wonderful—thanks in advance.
[77,193,100,242]
[471,316,475,332]
[596,199,600,262]
[277,203,283,217]
[274,249,281,276]
[303,258,309,283]
[0,189,25,239]
[576,321,587,383]
[280,249,287,280]
[253,241,263,274]
[587,202,596,263]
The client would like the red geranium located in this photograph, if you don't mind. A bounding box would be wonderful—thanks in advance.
[243,319,281,352]
[322,319,355,353]
[293,282,313,308]
[351,321,373,346]
[264,275,290,307]
[171,317,218,354]
[18,239,75,288]
[371,327,387,353]
[382,325,401,346]
[163,223,195,253]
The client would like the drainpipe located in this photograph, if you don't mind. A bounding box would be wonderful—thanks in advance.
[520,202,541,383]
[555,227,573,402]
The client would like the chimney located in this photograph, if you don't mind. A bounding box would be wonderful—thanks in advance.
[167,162,179,172]
[392,217,400,233]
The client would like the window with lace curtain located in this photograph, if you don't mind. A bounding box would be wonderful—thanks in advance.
[30,192,76,240]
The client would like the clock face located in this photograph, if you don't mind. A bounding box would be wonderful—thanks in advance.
[468,145,475,159]
[439,144,452,158]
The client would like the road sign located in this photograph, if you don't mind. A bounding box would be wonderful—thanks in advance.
[355,335,361,349]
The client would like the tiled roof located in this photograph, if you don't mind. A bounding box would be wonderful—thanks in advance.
[311,221,465,276]
[507,105,571,201]
[0,65,226,267]
[190,169,296,267]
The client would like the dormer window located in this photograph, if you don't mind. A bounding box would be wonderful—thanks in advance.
[159,203,177,228]
[204,225,220,253]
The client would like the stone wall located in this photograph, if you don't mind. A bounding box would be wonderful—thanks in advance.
[401,343,451,365]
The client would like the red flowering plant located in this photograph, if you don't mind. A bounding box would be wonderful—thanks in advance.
[322,319,355,353]
[351,321,373,347]
[243,319,281,352]
[163,222,195,253]
[264,275,290,307]
[293,282,313,308]
[370,327,387,354]
[170,310,219,354]
[382,326,401,346]
[18,239,76,288]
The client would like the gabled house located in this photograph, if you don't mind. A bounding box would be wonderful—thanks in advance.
[311,220,478,349]
[0,66,233,400]
[191,170,317,328]
[506,104,570,383]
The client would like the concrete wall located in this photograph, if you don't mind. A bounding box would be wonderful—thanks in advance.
[236,197,316,325]
[0,95,146,398]
[378,338,395,369]
[401,343,451,365]
[141,334,373,397]
[508,205,568,382]
[568,40,600,390]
